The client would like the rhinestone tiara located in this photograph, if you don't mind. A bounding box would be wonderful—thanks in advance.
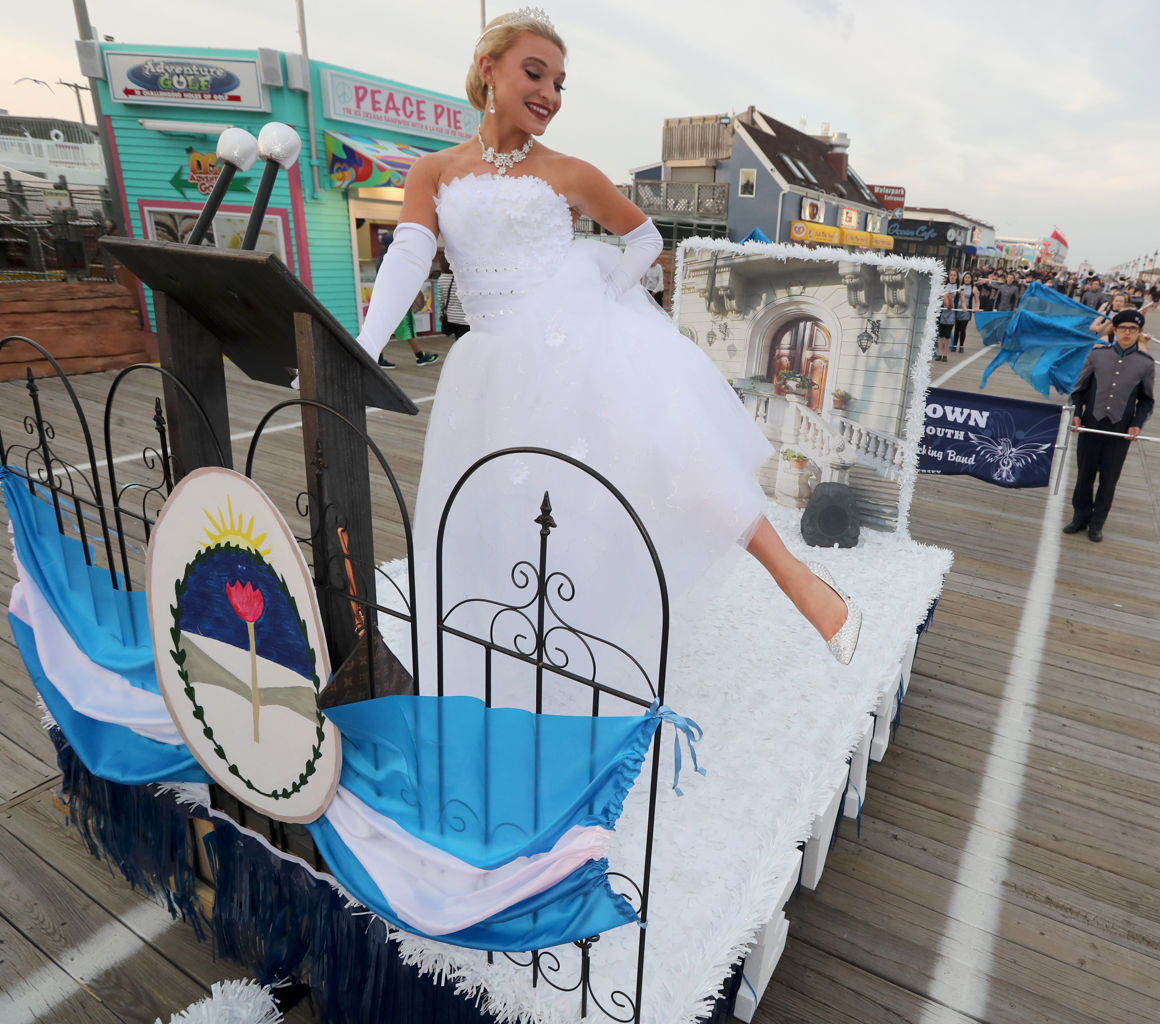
[475,6,555,47]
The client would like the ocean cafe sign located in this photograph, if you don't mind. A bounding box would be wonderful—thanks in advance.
[322,70,479,143]
[886,219,969,245]
[105,52,266,111]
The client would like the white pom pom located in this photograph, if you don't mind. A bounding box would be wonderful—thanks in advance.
[156,978,283,1024]
[215,127,260,172]
[257,122,302,169]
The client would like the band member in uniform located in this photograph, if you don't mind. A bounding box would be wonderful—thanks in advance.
[1064,308,1154,542]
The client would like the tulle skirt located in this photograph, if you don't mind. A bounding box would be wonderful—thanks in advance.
[409,241,773,707]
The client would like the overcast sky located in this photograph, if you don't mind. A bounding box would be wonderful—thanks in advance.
[3,0,1157,272]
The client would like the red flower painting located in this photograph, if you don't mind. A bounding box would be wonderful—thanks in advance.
[227,580,265,741]
[226,580,265,622]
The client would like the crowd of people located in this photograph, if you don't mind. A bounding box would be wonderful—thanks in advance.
[974,265,1159,313]
[934,263,1159,358]
[934,261,1154,544]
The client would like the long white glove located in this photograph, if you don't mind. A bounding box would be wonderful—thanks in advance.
[604,218,662,300]
[355,221,438,362]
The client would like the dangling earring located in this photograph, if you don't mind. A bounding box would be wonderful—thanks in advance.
[487,84,495,115]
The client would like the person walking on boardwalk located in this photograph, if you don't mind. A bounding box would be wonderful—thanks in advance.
[1063,308,1155,542]
[993,271,1022,312]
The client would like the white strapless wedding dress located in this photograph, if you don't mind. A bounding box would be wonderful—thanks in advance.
[408,174,773,703]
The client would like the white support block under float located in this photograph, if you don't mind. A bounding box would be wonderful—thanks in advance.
[734,913,790,1022]
[732,848,802,1021]
[799,761,850,890]
[900,632,919,697]
[843,723,872,819]
[870,663,905,763]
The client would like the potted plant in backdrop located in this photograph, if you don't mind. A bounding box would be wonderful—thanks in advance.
[832,388,852,411]
[776,370,819,402]
[780,448,810,471]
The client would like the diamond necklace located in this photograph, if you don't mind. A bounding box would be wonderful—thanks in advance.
[478,132,534,176]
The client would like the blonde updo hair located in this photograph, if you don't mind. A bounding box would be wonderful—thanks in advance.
[465,13,567,112]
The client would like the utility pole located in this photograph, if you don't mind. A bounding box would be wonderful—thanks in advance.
[295,0,323,199]
[72,0,125,233]
[56,79,92,127]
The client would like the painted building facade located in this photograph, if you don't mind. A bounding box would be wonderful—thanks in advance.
[627,110,893,255]
[676,245,935,526]
[78,41,475,335]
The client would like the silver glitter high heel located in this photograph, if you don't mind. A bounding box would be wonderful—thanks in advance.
[806,562,862,666]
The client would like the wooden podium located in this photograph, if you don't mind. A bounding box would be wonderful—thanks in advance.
[101,237,415,671]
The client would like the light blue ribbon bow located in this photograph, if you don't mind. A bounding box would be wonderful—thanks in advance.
[649,700,706,796]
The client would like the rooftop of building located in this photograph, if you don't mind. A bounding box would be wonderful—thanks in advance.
[0,116,98,145]
[905,206,995,229]
[737,109,883,209]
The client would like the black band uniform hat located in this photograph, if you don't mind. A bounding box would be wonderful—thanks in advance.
[1111,309,1145,328]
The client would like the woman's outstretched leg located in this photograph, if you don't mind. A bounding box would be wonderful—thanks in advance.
[745,517,848,641]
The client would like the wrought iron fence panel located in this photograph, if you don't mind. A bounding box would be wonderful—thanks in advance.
[0,335,120,588]
[246,398,420,695]
[101,363,226,590]
[434,446,670,1022]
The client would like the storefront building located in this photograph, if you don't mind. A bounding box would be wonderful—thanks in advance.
[77,42,476,335]
[722,110,892,255]
[995,230,1068,271]
[625,109,892,256]
[886,208,995,270]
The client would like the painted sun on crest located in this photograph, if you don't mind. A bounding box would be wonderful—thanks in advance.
[202,495,271,556]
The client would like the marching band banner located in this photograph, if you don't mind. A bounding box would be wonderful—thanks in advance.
[918,388,1062,488]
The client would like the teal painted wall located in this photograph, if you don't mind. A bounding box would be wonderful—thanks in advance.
[97,45,308,330]
[97,44,463,337]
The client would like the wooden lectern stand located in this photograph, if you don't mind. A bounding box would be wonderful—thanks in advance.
[101,237,415,673]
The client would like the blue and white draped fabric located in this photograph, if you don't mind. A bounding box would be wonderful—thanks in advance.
[2,467,707,952]
[312,695,693,950]
[977,283,1100,397]
[2,469,208,784]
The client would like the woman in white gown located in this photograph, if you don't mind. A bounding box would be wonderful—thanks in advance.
[356,9,860,672]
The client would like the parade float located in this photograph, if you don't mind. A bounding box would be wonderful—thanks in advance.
[0,123,951,1024]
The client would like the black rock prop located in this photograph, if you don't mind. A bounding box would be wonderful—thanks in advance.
[800,482,860,548]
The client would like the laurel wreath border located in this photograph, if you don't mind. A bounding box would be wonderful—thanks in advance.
[168,541,325,800]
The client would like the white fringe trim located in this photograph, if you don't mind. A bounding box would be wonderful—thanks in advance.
[36,693,58,732]
[153,782,212,810]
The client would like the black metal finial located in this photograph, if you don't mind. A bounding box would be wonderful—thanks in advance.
[535,491,556,536]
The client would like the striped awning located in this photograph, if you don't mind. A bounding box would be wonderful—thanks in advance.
[324,130,432,190]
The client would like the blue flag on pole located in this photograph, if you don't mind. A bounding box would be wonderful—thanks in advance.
[976,282,1100,397]
[918,388,1062,487]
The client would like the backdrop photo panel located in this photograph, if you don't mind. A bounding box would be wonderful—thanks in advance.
[674,241,944,534]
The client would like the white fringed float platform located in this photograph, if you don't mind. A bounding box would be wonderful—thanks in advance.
[375,501,951,1024]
